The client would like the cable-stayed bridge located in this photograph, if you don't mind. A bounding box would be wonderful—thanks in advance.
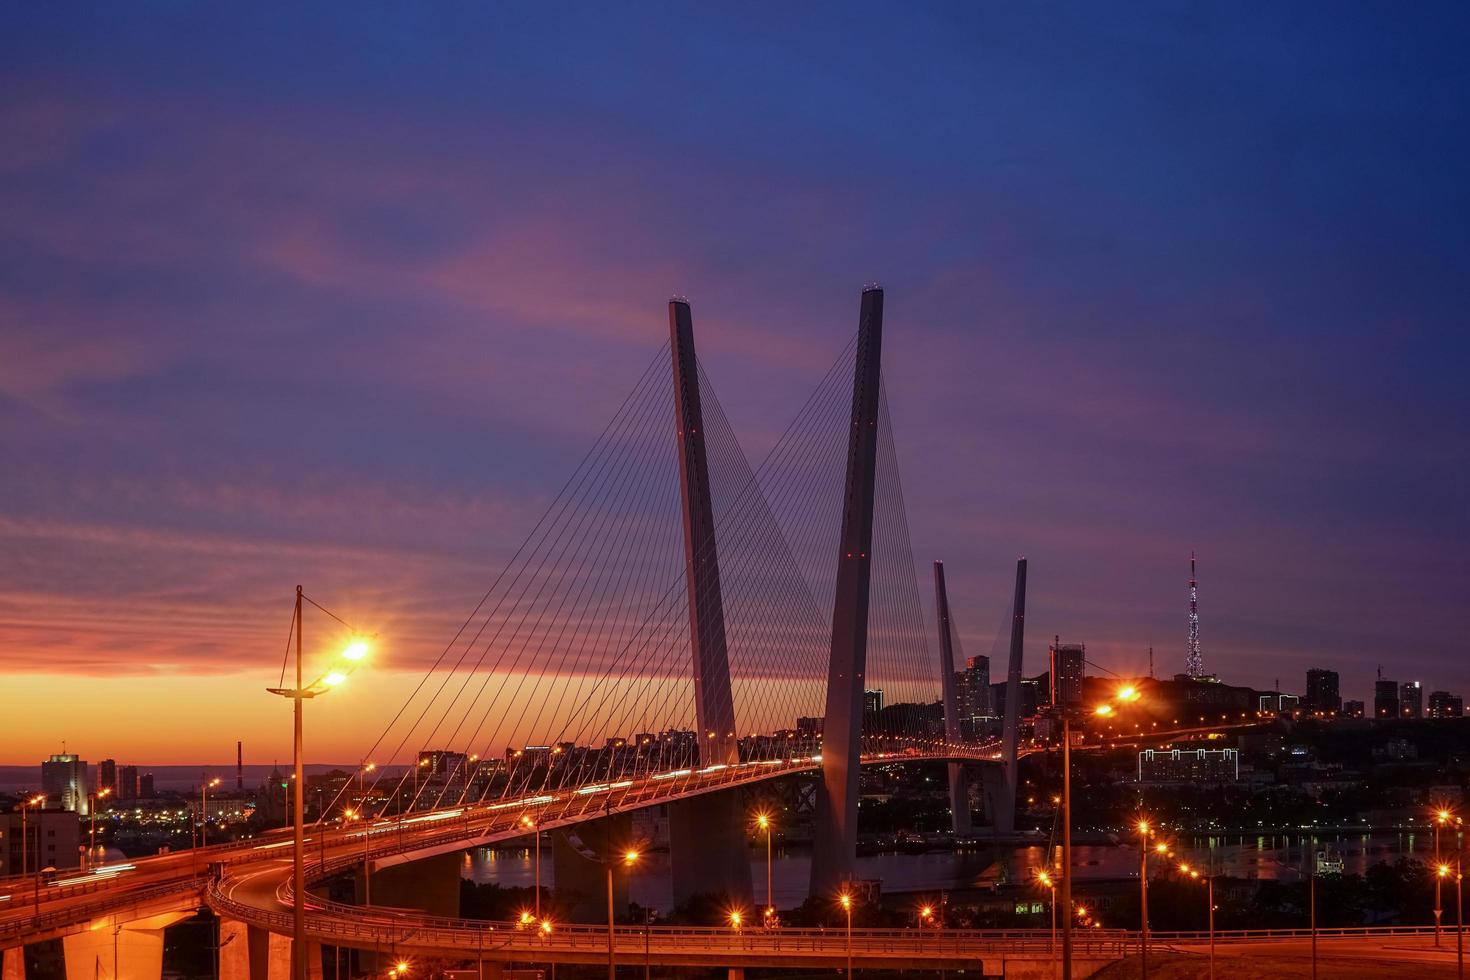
[0,287,1273,980]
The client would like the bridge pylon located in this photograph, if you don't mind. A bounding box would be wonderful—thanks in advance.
[988,558,1026,834]
[810,286,884,897]
[666,298,752,907]
[934,560,972,834]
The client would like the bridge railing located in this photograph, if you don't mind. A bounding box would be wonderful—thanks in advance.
[0,879,208,942]
[215,882,1128,958]
[1152,924,1446,944]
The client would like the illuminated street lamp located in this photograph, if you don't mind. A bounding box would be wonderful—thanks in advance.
[839,891,854,978]
[1136,819,1159,980]
[755,811,774,925]
[88,787,113,867]
[265,586,371,980]
[199,777,221,848]
[1438,808,1456,946]
[21,794,45,914]
[521,814,543,917]
[1056,684,1145,980]
[728,909,744,931]
[1034,869,1057,965]
[606,848,640,980]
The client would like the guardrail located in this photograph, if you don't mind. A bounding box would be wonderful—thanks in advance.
[1153,924,1447,944]
[215,882,1128,960]
[0,879,208,942]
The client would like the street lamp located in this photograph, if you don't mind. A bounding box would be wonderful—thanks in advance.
[607,848,640,980]
[1054,684,1144,980]
[265,586,371,980]
[839,891,853,979]
[1136,820,1156,980]
[1034,869,1057,961]
[89,788,112,867]
[728,909,744,931]
[522,814,543,918]
[1438,808,1455,946]
[200,777,221,848]
[21,794,45,915]
[755,811,774,925]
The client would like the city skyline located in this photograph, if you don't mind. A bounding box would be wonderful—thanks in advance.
[3,3,1468,762]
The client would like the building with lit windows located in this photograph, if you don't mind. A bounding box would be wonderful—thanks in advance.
[1400,681,1424,718]
[1137,746,1239,784]
[1305,669,1341,715]
[40,753,89,815]
[1429,691,1464,718]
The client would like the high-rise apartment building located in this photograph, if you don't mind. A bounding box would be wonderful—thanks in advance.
[1304,669,1341,715]
[955,655,991,720]
[1374,679,1400,719]
[97,759,118,797]
[118,765,140,801]
[1049,640,1085,711]
[1400,681,1424,718]
[41,753,89,815]
[1429,691,1464,718]
[138,773,155,799]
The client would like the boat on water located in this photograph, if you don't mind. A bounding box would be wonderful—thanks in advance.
[1315,845,1345,874]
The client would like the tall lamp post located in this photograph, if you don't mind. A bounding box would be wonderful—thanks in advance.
[606,849,640,980]
[839,892,853,979]
[1136,819,1152,980]
[88,787,112,867]
[200,777,221,848]
[1058,684,1142,980]
[521,815,542,918]
[266,586,371,980]
[1035,870,1057,976]
[756,812,774,926]
[1438,809,1454,946]
[21,794,45,914]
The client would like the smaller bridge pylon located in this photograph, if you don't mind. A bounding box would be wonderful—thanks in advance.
[934,560,972,834]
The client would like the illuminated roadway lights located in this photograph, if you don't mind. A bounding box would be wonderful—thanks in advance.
[88,787,113,868]
[838,892,854,979]
[755,811,775,925]
[265,586,373,980]
[607,849,641,980]
[200,777,221,848]
[1437,807,1457,946]
[21,794,46,915]
[522,814,543,918]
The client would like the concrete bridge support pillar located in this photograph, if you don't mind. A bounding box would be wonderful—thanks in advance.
[359,851,461,918]
[218,919,250,980]
[669,789,751,906]
[666,298,753,908]
[551,813,633,923]
[3,946,24,980]
[63,910,193,980]
[727,969,745,980]
[245,926,289,980]
[811,287,885,897]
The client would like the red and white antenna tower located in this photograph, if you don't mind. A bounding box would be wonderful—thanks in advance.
[1186,551,1203,677]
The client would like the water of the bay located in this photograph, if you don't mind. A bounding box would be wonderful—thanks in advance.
[463,831,1442,911]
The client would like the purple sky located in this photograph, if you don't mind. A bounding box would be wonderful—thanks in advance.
[3,3,1468,760]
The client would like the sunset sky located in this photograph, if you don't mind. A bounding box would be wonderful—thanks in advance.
[3,3,1467,764]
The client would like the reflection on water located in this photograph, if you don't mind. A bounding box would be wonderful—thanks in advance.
[463,831,1448,912]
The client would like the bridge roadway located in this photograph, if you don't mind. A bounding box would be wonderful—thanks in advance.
[1,746,1002,948]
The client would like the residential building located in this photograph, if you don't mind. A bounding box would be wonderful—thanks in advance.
[1343,700,1365,718]
[1374,679,1400,719]
[0,809,81,875]
[119,766,140,801]
[1049,640,1085,711]
[41,754,89,815]
[97,759,118,798]
[1400,681,1424,719]
[1429,691,1464,719]
[1138,746,1240,783]
[1305,669,1341,715]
